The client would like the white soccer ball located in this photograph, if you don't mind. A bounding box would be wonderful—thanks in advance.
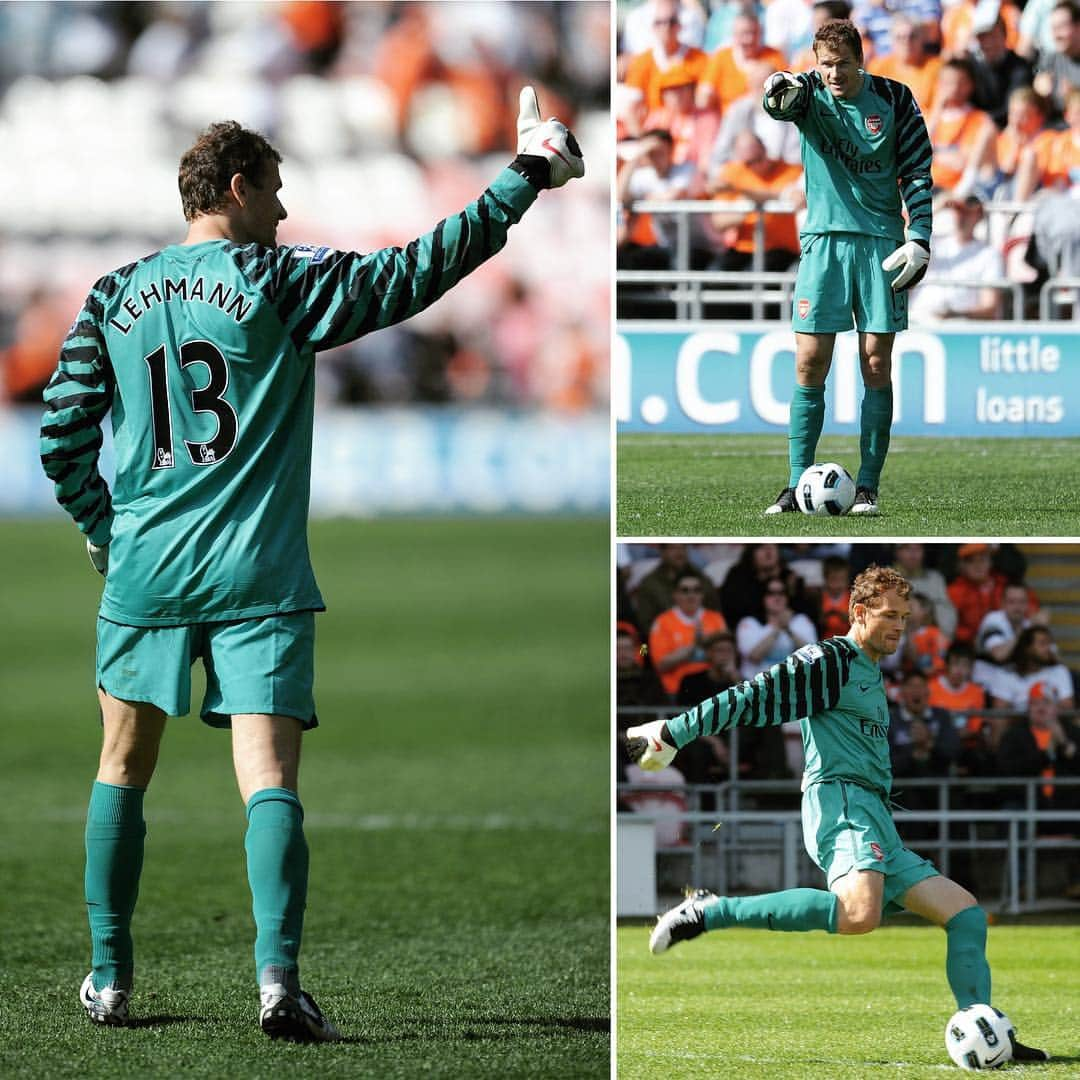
[945,1004,1014,1070]
[794,462,855,516]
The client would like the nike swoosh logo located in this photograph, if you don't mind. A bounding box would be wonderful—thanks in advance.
[649,738,663,752]
[542,137,572,167]
[984,1050,1006,1065]
[858,682,878,692]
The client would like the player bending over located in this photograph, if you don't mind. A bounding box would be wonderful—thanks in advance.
[761,20,932,517]
[41,89,582,1042]
[627,566,1049,1063]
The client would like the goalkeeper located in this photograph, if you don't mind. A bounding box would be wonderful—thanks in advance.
[41,88,582,1042]
[760,20,933,518]
[626,566,1048,1063]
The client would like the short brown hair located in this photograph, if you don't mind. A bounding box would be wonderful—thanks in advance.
[178,121,282,222]
[849,565,910,621]
[813,19,863,64]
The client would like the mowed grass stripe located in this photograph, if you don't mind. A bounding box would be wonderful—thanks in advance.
[617,435,1080,536]
[617,922,1080,1079]
[0,517,609,1079]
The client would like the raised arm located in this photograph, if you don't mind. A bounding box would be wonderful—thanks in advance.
[256,87,583,356]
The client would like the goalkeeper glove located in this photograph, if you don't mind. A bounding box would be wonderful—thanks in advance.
[763,70,802,112]
[625,719,677,772]
[882,237,931,291]
[87,539,109,577]
[511,85,584,190]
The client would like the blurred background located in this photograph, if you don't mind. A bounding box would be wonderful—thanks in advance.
[0,0,611,515]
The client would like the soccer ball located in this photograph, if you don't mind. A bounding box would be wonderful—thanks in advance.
[945,1004,1014,1070]
[794,462,855,516]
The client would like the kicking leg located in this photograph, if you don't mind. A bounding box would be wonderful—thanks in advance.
[82,691,166,1022]
[233,714,338,1042]
[650,883,840,954]
[853,332,895,512]
[830,868,884,934]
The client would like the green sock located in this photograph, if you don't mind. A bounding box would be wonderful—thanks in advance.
[702,889,838,933]
[856,385,893,491]
[945,906,991,1007]
[85,781,146,992]
[788,384,826,487]
[245,787,308,992]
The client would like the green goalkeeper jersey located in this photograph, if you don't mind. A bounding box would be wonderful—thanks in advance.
[763,70,933,245]
[41,168,537,626]
[666,634,893,797]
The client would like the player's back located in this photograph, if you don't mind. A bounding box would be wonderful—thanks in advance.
[95,241,323,625]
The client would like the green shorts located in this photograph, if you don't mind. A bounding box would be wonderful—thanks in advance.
[96,612,317,729]
[793,233,907,334]
[802,779,938,916]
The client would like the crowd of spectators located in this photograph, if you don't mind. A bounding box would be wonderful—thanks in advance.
[617,542,1080,850]
[616,0,1080,319]
[0,1,609,410]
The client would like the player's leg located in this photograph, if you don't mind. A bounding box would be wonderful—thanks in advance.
[790,332,835,483]
[208,612,337,1041]
[766,332,835,514]
[650,881,840,953]
[82,689,167,1023]
[770,233,854,513]
[232,713,337,1041]
[233,713,308,988]
[852,331,895,514]
[900,875,1049,1060]
[829,867,884,934]
[900,874,989,1006]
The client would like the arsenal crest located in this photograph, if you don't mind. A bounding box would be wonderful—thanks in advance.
[798,298,810,319]
[865,114,882,134]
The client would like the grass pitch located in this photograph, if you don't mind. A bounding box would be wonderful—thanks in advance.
[0,516,608,1079]
[618,921,1080,1078]
[617,435,1080,537]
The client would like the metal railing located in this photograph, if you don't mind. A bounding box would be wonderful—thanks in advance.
[617,268,1023,322]
[1039,276,1080,321]
[620,197,1039,322]
[617,776,1080,914]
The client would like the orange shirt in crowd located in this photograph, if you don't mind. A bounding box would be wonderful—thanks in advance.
[820,590,851,639]
[928,106,995,189]
[928,675,986,718]
[911,625,949,675]
[701,46,787,112]
[712,160,802,254]
[648,608,728,695]
[996,126,1055,178]
[643,105,721,168]
[625,47,709,111]
[868,54,941,114]
[1042,129,1080,189]
[941,1,1021,56]
[946,574,1038,644]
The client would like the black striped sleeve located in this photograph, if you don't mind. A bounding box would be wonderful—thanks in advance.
[667,637,858,745]
[890,78,933,242]
[40,289,115,546]
[269,167,539,355]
